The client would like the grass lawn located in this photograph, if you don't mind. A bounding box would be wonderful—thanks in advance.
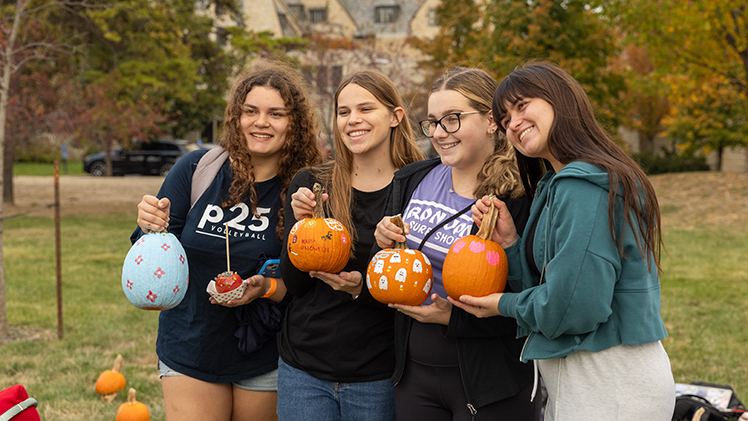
[13,161,85,176]
[0,212,746,419]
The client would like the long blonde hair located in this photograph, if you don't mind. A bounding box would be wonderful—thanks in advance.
[316,70,424,242]
[431,67,524,199]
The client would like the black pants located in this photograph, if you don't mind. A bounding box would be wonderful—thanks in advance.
[394,359,541,421]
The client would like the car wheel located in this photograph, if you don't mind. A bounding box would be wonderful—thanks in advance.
[89,161,107,177]
[159,162,174,176]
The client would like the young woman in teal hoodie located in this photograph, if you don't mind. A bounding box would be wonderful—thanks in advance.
[452,62,675,420]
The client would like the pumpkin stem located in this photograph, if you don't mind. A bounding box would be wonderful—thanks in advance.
[127,388,137,405]
[311,183,325,219]
[390,215,408,250]
[476,195,499,241]
[113,354,124,373]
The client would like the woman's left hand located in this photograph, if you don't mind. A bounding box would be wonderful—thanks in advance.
[311,270,363,298]
[390,294,452,325]
[448,293,503,318]
[209,275,266,307]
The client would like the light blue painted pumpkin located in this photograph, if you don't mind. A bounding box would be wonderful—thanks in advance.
[121,231,189,310]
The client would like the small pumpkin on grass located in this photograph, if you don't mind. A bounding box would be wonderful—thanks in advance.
[116,388,150,421]
[442,196,508,300]
[95,354,126,402]
[287,183,351,273]
[367,215,433,305]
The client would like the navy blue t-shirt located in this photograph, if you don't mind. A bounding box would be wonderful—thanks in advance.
[130,149,283,383]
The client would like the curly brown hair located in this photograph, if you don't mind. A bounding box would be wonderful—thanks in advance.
[219,60,323,239]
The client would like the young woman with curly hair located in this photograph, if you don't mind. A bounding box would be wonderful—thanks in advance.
[133,60,323,421]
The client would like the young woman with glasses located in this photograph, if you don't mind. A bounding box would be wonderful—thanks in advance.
[276,70,424,421]
[373,67,540,420]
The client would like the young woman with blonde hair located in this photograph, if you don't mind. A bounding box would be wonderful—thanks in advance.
[374,67,539,420]
[277,70,424,421]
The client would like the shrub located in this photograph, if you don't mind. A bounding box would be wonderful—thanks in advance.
[633,149,710,175]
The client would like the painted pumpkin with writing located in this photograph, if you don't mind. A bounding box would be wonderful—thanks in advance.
[121,230,189,310]
[442,197,508,299]
[287,183,351,273]
[366,215,433,305]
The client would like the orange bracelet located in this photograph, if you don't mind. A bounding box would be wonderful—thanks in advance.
[262,277,278,299]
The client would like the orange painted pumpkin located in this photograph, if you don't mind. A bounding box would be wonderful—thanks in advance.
[95,354,126,402]
[287,183,351,273]
[116,388,150,421]
[442,197,508,300]
[366,215,433,305]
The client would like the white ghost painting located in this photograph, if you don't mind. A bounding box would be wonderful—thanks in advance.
[404,249,416,255]
[390,253,401,263]
[413,259,423,273]
[423,254,431,266]
[374,258,385,274]
[423,278,432,293]
[366,274,372,289]
[379,276,388,290]
[395,268,407,283]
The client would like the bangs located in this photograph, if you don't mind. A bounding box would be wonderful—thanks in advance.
[493,75,526,129]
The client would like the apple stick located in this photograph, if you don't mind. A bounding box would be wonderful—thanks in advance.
[225,222,230,272]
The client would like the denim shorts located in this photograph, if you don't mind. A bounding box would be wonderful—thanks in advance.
[158,360,278,392]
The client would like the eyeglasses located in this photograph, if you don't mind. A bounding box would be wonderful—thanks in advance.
[418,111,480,138]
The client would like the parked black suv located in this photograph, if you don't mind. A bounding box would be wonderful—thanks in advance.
[83,139,190,177]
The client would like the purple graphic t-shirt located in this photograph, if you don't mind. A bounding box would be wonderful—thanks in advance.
[402,164,474,304]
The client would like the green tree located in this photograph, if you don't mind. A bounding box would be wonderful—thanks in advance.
[608,0,748,169]
[416,0,627,128]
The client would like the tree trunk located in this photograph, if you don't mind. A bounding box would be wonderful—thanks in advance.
[3,141,13,204]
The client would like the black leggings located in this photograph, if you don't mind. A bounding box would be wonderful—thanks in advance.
[394,359,540,421]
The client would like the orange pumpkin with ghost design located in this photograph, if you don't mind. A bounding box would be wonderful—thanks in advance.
[366,215,433,305]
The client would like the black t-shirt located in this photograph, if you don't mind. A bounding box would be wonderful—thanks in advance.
[278,168,396,382]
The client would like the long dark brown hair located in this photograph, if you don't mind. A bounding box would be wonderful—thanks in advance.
[493,61,663,272]
[315,70,424,243]
[430,67,524,199]
[219,61,322,239]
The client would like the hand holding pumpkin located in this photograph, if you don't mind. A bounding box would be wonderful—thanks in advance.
[137,195,171,233]
[310,270,363,297]
[290,186,329,221]
[472,196,518,249]
[374,215,410,249]
[448,293,503,318]
[390,294,452,325]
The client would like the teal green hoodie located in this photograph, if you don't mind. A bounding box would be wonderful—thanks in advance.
[498,161,667,362]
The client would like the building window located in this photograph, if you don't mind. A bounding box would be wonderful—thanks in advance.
[309,8,327,24]
[288,4,305,21]
[375,6,399,23]
[428,8,438,26]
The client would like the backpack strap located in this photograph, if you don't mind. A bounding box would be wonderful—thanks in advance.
[190,147,229,210]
